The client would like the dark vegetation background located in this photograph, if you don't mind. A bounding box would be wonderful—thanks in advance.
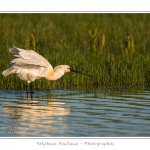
[1,14,150,90]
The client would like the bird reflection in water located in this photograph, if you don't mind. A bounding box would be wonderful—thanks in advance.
[2,96,70,136]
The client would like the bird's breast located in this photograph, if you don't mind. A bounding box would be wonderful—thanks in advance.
[45,70,54,79]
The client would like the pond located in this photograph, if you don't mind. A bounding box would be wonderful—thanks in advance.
[0,86,150,137]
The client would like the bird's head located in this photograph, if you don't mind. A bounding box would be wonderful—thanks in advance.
[54,65,92,78]
[55,65,92,77]
[64,65,71,73]
[54,65,71,73]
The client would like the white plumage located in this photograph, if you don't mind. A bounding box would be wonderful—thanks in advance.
[2,46,71,84]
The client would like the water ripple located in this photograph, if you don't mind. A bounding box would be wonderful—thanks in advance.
[0,87,150,137]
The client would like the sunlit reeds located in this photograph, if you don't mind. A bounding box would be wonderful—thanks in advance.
[0,14,150,90]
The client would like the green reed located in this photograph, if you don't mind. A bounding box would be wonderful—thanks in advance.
[0,14,150,90]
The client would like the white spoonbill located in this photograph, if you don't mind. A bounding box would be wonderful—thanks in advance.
[2,46,91,95]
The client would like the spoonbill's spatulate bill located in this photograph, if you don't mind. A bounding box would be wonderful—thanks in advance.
[2,46,91,96]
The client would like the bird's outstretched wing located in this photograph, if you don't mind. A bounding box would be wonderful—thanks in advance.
[9,46,53,70]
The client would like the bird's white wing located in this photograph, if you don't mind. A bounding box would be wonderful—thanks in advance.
[9,46,53,70]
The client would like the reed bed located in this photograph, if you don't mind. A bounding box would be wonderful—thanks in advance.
[0,13,150,90]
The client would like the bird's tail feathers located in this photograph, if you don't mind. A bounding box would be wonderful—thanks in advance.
[2,68,16,77]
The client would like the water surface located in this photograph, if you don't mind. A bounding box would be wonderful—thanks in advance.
[0,86,150,137]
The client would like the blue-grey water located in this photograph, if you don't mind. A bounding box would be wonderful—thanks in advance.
[0,86,150,137]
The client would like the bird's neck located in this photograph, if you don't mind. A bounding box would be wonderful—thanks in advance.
[45,70,64,80]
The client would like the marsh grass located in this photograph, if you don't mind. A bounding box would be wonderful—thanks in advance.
[1,14,150,90]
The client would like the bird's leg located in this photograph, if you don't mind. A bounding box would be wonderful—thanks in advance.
[30,82,34,97]
[26,82,30,98]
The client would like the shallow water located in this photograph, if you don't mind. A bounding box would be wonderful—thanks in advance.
[0,86,150,137]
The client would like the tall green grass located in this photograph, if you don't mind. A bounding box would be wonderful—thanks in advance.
[0,14,150,90]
